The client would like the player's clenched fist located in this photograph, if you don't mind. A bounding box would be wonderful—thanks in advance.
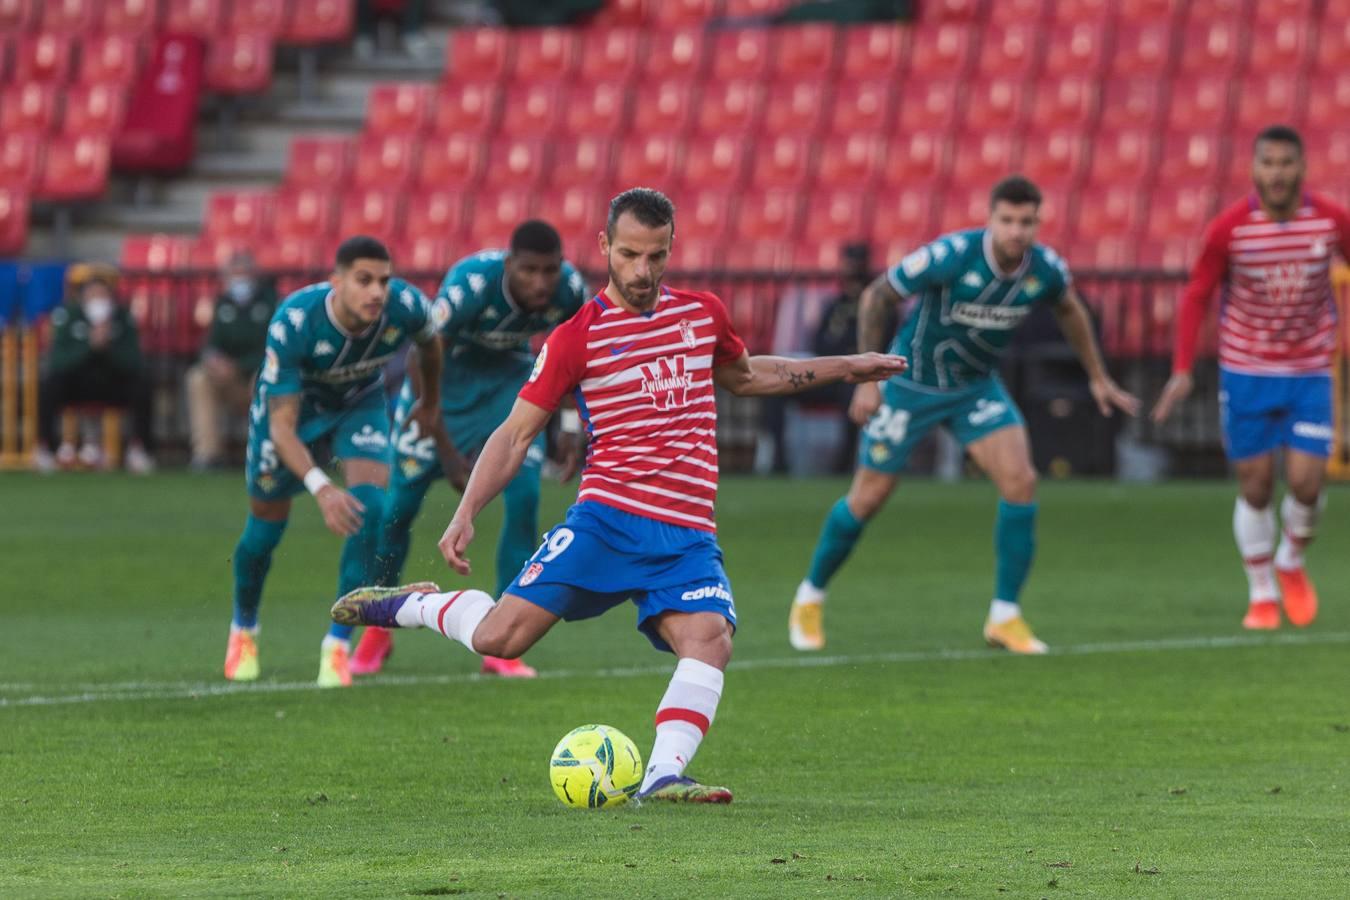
[315,485,365,537]
[439,519,475,576]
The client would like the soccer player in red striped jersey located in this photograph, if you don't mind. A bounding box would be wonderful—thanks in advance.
[1153,126,1350,630]
[332,188,907,803]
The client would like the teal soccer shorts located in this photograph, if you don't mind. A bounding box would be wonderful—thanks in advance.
[858,376,1024,473]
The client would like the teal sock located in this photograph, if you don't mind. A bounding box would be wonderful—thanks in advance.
[232,515,288,628]
[331,484,386,640]
[994,500,1038,604]
[497,467,542,596]
[375,480,427,587]
[806,498,866,590]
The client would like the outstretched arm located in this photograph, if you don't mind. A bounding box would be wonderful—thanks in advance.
[714,351,907,397]
[1052,288,1140,418]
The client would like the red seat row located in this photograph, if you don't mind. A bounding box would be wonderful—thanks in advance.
[0,0,352,45]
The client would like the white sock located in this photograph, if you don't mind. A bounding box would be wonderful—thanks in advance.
[794,579,825,605]
[321,635,349,652]
[1234,498,1277,602]
[641,658,724,792]
[988,598,1021,625]
[230,623,258,636]
[397,589,495,653]
[1275,494,1323,571]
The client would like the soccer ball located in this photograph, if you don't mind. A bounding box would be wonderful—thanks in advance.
[549,724,643,809]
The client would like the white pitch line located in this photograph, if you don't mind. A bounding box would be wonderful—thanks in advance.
[3,630,1348,709]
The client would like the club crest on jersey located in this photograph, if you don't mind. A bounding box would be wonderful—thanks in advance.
[639,356,694,411]
[381,326,402,345]
[519,562,544,586]
[678,319,697,348]
[1266,261,1306,304]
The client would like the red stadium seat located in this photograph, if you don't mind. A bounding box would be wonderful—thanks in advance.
[511,28,578,82]
[1075,184,1145,239]
[1020,131,1089,187]
[1187,0,1249,15]
[964,78,1026,131]
[989,0,1047,25]
[352,133,418,188]
[431,81,500,135]
[480,137,547,187]
[763,80,829,135]
[79,33,143,86]
[589,0,645,27]
[576,28,643,83]
[828,80,893,134]
[1098,77,1165,130]
[1145,184,1217,242]
[101,0,161,35]
[365,82,434,134]
[873,187,937,246]
[923,0,980,21]
[1135,237,1201,271]
[465,188,532,247]
[1042,21,1109,77]
[417,132,483,187]
[630,81,697,134]
[839,24,907,80]
[550,136,614,187]
[273,187,337,239]
[282,0,355,45]
[977,23,1041,78]
[1064,236,1136,270]
[815,134,884,187]
[614,134,682,187]
[935,185,991,233]
[16,34,75,83]
[875,130,952,185]
[1049,0,1112,21]
[1176,21,1246,76]
[735,189,802,241]
[1164,75,1234,131]
[907,23,975,77]
[230,0,287,35]
[1313,17,1350,71]
[1033,186,1073,245]
[35,135,109,201]
[1110,22,1175,76]
[1156,131,1224,184]
[1249,0,1312,22]
[676,188,734,241]
[497,82,564,135]
[650,0,720,28]
[40,0,97,32]
[403,189,467,241]
[1086,129,1156,186]
[709,29,771,81]
[1305,71,1350,128]
[395,236,453,274]
[0,0,35,32]
[1026,76,1097,130]
[337,189,402,243]
[1247,20,1312,73]
[205,33,274,94]
[121,233,195,269]
[724,241,793,272]
[257,234,326,271]
[0,84,60,134]
[896,79,962,132]
[642,29,706,81]
[205,190,272,238]
[562,82,628,137]
[286,136,352,186]
[444,29,511,83]
[772,25,837,79]
[724,0,793,15]
[694,80,763,135]
[682,135,750,189]
[194,235,256,270]
[1303,131,1350,188]
[63,83,127,136]
[949,132,1017,188]
[1231,73,1305,133]
[670,237,724,271]
[0,133,40,189]
[164,0,223,36]
[534,185,603,242]
[748,134,812,189]
[800,188,871,247]
[1116,0,1184,18]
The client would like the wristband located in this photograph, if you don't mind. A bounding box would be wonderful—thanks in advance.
[559,409,582,434]
[303,467,331,495]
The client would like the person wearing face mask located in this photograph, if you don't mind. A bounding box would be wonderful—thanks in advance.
[34,263,155,475]
[186,251,278,472]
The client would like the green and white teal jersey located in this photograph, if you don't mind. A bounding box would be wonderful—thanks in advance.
[886,228,1071,391]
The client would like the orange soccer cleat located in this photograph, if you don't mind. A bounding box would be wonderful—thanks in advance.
[983,614,1048,654]
[224,628,260,681]
[1275,567,1318,627]
[1242,599,1282,630]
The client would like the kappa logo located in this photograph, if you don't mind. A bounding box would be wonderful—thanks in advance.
[314,339,336,357]
[1265,260,1306,304]
[639,355,694,411]
[678,319,697,348]
[269,322,288,345]
[961,271,984,289]
[519,562,544,586]
[286,308,305,330]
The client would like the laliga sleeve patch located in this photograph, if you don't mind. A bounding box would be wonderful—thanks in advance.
[901,245,932,279]
[529,344,549,383]
[262,347,280,384]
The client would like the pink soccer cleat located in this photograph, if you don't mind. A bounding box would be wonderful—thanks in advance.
[350,626,394,675]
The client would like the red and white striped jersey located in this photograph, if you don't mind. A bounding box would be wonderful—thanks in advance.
[1174,193,1350,376]
[518,286,747,532]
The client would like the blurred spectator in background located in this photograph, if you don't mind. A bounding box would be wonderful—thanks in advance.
[187,251,276,472]
[355,0,431,59]
[34,264,155,475]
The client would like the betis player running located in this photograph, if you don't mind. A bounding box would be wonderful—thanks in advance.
[789,176,1138,654]
[332,189,907,802]
[224,236,442,687]
[352,221,588,678]
[1153,125,1350,630]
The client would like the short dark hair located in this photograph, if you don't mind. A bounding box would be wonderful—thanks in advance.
[1254,124,1304,155]
[510,219,562,256]
[990,175,1042,209]
[606,187,675,239]
[335,235,391,268]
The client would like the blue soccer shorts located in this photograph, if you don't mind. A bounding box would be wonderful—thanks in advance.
[504,502,737,653]
[1219,368,1333,461]
[858,376,1025,473]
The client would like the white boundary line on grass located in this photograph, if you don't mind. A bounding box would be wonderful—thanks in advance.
[3,630,1348,709]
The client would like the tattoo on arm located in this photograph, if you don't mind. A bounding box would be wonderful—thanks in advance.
[772,361,816,389]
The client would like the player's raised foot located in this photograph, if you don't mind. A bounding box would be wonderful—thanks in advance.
[480,656,537,678]
[223,628,259,682]
[1275,568,1318,627]
[350,626,394,675]
[317,638,352,688]
[1242,599,1282,630]
[983,615,1048,655]
[788,581,826,650]
[331,581,441,628]
[636,775,733,805]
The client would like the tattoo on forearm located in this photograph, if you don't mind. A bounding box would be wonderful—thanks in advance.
[773,362,817,389]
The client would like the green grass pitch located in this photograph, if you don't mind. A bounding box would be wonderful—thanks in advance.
[2,473,1349,898]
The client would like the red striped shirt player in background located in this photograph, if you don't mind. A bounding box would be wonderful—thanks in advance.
[1153,125,1350,630]
[332,188,907,803]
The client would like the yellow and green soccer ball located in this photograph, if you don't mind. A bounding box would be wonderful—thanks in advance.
[549,724,643,809]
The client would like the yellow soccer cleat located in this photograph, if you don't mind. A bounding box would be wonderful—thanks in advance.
[788,600,825,651]
[224,628,260,682]
[983,615,1048,655]
[317,640,353,688]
